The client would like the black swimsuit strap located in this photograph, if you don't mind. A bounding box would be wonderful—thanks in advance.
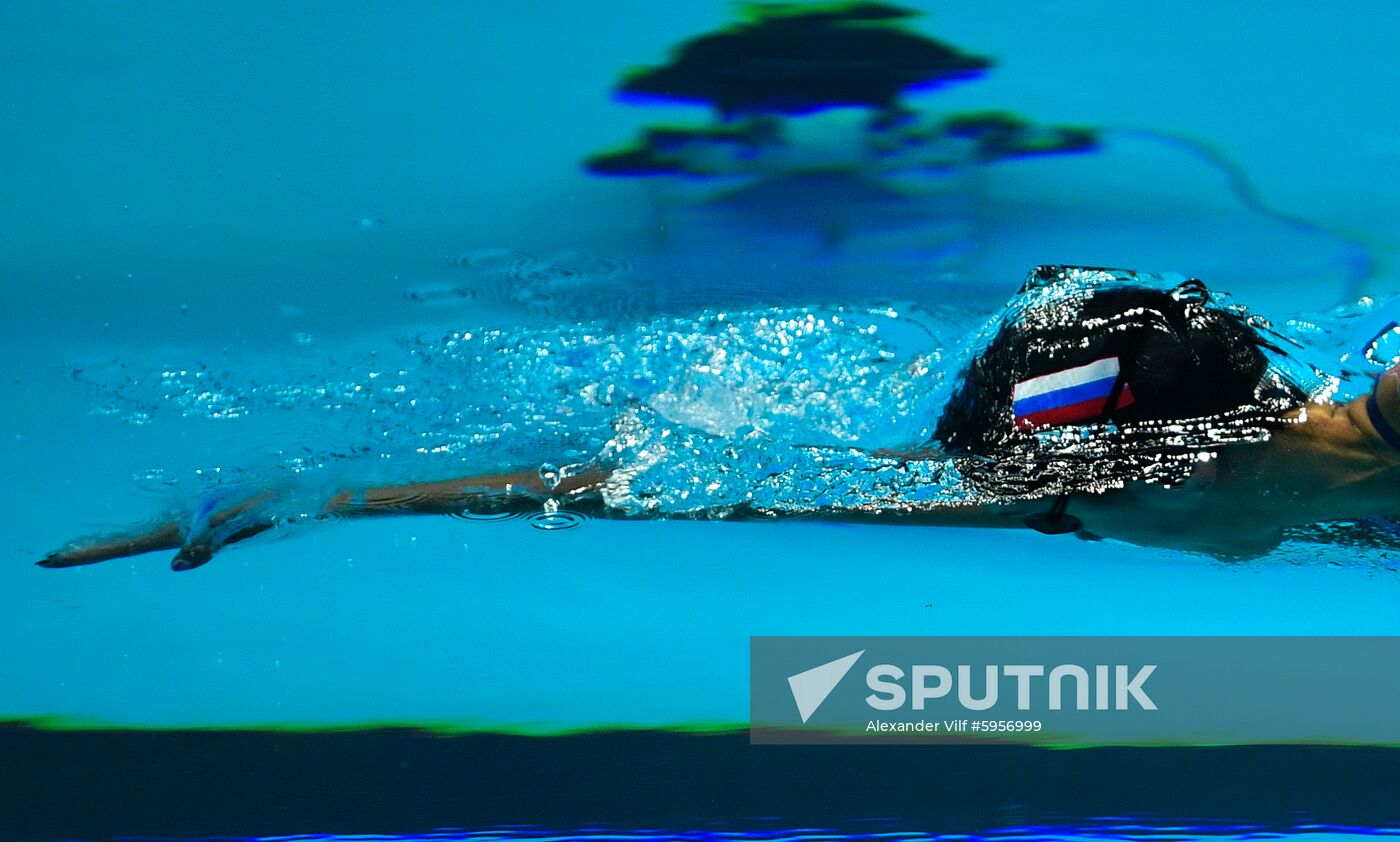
[1366,392,1400,452]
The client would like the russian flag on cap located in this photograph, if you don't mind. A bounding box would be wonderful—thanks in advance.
[1013,356,1135,431]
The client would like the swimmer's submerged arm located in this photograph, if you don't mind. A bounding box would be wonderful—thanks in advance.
[327,468,607,517]
[37,457,1031,571]
[38,468,610,571]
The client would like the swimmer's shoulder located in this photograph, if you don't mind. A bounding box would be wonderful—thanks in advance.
[1362,367,1400,461]
[1269,367,1400,469]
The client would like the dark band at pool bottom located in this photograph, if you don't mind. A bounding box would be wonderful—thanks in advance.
[3,724,1399,841]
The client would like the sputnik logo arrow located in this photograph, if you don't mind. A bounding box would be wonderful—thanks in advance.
[787,650,864,723]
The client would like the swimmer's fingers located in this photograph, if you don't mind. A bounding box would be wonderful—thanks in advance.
[37,518,272,571]
[39,490,283,572]
[37,522,184,568]
[168,491,284,572]
[169,519,277,571]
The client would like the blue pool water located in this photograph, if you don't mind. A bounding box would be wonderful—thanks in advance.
[4,1,1400,840]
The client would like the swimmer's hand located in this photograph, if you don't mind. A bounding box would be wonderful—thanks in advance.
[36,467,606,572]
[37,522,186,569]
[37,490,282,572]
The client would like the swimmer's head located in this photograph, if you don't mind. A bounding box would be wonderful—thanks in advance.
[934,266,1303,454]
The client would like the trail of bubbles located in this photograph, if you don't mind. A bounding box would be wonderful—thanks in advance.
[76,304,966,504]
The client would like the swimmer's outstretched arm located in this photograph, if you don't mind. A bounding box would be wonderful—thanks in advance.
[38,468,609,571]
[45,362,1400,572]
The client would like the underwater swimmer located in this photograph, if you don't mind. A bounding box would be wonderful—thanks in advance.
[36,266,1400,569]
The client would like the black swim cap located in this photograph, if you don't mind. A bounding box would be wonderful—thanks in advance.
[934,266,1302,455]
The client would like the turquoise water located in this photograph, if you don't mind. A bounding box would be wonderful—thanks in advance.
[4,1,1400,839]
